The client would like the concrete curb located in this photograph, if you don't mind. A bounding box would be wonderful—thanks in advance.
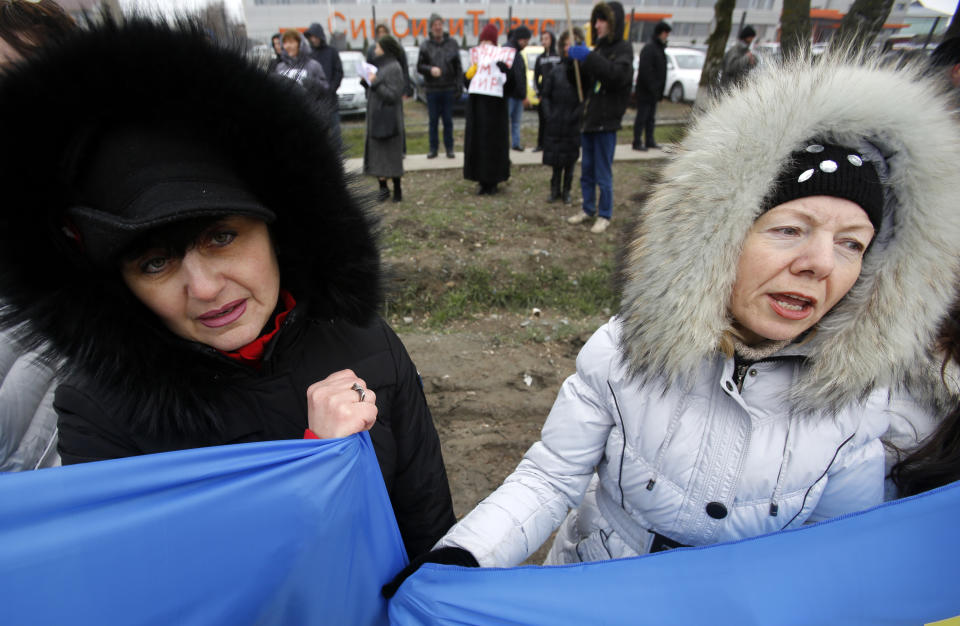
[344,143,674,173]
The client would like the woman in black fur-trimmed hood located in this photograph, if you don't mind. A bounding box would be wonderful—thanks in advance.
[0,17,455,559]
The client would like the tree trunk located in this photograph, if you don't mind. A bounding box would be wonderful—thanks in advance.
[832,0,895,52]
[698,0,736,99]
[780,0,811,59]
[943,2,960,41]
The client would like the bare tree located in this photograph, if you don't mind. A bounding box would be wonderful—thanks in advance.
[832,0,895,52]
[698,0,736,98]
[197,1,246,48]
[780,0,811,59]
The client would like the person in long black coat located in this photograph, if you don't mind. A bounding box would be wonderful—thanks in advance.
[541,29,584,204]
[632,21,671,151]
[463,24,515,195]
[532,30,560,152]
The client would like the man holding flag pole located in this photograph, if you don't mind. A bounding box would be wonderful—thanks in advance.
[564,1,634,234]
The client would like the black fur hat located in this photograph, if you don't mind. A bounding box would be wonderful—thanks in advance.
[0,17,381,436]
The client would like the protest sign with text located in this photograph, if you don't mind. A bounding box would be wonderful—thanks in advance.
[467,44,516,98]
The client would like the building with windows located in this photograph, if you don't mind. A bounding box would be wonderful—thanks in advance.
[242,0,909,50]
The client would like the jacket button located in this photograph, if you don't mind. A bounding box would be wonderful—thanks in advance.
[749,369,758,377]
[724,381,734,392]
[706,502,728,519]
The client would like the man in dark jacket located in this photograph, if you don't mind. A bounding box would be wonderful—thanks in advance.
[417,13,462,158]
[566,2,633,234]
[632,21,670,151]
[305,22,344,148]
[504,26,531,151]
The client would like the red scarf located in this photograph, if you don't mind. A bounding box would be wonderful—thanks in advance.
[220,290,296,367]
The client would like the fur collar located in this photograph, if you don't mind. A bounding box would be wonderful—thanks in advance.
[0,18,381,436]
[618,55,960,411]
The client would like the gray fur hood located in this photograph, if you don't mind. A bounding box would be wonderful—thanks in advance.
[619,56,960,411]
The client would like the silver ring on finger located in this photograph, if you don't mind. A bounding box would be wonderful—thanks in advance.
[351,382,366,403]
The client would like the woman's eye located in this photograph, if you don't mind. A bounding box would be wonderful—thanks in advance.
[141,256,169,274]
[773,226,800,236]
[209,230,236,246]
[839,239,865,254]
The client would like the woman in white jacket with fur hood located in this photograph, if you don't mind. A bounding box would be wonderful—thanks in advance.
[383,55,960,588]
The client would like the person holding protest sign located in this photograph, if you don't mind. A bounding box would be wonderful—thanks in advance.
[463,23,516,195]
[0,17,456,561]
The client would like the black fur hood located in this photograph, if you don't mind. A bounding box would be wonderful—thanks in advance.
[0,18,381,435]
[590,2,626,45]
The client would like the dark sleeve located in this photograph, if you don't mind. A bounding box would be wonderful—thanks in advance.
[635,47,656,92]
[379,320,456,559]
[371,64,403,105]
[304,60,330,97]
[417,44,432,77]
[54,384,143,465]
[580,43,633,92]
[534,56,545,94]
[451,43,464,90]
[400,53,413,97]
[330,50,344,92]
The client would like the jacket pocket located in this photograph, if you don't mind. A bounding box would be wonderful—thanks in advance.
[574,528,613,563]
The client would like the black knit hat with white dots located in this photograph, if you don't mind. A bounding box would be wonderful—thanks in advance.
[763,142,884,233]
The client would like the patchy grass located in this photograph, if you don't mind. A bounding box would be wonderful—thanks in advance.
[372,159,667,329]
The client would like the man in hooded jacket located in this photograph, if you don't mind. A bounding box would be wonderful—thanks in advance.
[566,2,633,234]
[305,22,344,148]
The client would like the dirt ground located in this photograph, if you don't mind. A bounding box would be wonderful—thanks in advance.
[369,158,670,562]
[401,316,601,563]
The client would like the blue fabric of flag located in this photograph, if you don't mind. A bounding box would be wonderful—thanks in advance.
[390,480,960,625]
[0,434,407,626]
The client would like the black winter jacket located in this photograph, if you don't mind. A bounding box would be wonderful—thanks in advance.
[534,49,561,97]
[580,2,634,132]
[503,41,528,100]
[56,311,456,560]
[634,36,667,104]
[417,34,462,94]
[541,59,583,167]
[0,21,456,561]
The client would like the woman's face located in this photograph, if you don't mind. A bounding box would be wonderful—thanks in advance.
[282,37,299,58]
[374,43,383,57]
[729,196,875,346]
[121,216,281,352]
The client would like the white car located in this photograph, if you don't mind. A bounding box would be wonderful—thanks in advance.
[337,51,367,116]
[663,47,704,104]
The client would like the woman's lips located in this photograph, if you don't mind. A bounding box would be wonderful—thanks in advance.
[767,293,814,321]
[197,299,247,328]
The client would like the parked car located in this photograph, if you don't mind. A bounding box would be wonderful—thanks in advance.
[663,47,704,103]
[337,50,367,117]
[521,45,543,108]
